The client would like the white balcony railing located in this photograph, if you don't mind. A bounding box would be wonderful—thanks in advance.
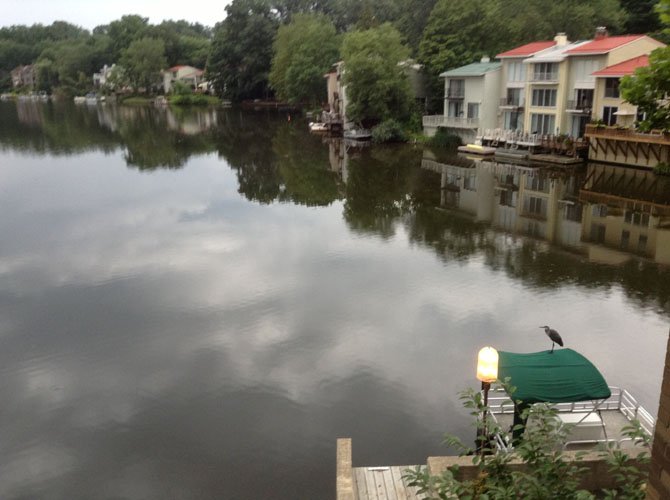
[532,72,559,82]
[422,115,479,128]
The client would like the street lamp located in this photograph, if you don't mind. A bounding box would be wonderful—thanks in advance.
[476,346,498,456]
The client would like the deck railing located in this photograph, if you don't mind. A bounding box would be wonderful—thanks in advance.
[565,100,592,113]
[585,124,670,144]
[446,88,465,98]
[422,115,479,128]
[531,72,559,82]
[500,97,524,108]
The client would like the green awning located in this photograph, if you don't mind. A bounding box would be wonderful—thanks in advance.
[498,349,611,404]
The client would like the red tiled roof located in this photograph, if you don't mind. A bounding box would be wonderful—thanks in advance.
[496,41,556,58]
[592,54,649,77]
[566,35,645,54]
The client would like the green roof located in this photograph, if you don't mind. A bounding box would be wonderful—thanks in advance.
[498,349,611,404]
[440,61,501,78]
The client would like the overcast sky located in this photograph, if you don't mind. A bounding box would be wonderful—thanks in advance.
[2,0,232,29]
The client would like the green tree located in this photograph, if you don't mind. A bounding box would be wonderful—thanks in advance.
[269,14,339,106]
[119,37,167,93]
[620,0,662,34]
[104,15,150,61]
[620,0,670,131]
[340,23,413,124]
[208,0,279,101]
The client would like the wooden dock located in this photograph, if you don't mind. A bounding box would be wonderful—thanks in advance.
[337,439,424,500]
[353,466,424,500]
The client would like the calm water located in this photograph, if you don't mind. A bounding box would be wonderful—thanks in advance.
[0,100,669,499]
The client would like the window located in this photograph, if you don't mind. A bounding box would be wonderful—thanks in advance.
[530,114,556,135]
[565,203,582,222]
[621,230,630,249]
[533,62,558,81]
[638,234,648,252]
[590,223,606,243]
[448,79,464,98]
[525,175,549,193]
[499,189,515,207]
[532,89,557,107]
[463,173,476,191]
[574,89,593,108]
[507,62,524,82]
[467,102,479,119]
[505,88,523,106]
[448,100,463,118]
[624,210,650,227]
[524,195,547,217]
[605,78,620,98]
[603,106,618,126]
[504,111,522,130]
[592,204,608,217]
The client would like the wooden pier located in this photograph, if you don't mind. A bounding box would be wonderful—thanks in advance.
[336,439,423,500]
[584,124,670,168]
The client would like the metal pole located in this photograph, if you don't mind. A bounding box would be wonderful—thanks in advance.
[480,380,491,458]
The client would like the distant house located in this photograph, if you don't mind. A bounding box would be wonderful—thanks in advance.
[162,65,207,94]
[324,59,427,130]
[423,57,501,142]
[93,64,116,89]
[11,65,37,89]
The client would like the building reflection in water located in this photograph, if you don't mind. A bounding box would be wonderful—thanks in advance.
[421,151,670,266]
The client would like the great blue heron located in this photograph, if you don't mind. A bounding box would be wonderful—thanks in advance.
[540,326,563,353]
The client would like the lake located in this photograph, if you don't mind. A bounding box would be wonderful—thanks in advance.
[0,100,668,499]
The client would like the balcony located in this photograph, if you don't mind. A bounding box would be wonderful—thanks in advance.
[446,88,465,99]
[531,72,559,83]
[565,100,592,114]
[422,115,479,129]
[499,97,524,109]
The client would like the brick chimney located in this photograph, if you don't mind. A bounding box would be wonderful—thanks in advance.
[554,33,568,46]
[595,26,608,40]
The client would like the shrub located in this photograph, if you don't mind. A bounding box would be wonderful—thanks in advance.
[372,119,408,143]
[404,380,650,499]
[654,161,670,176]
[430,127,462,149]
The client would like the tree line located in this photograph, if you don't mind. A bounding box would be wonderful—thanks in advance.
[0,0,665,119]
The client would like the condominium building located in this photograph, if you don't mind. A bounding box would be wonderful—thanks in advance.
[494,29,664,136]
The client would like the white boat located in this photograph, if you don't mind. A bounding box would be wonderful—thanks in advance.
[73,96,86,104]
[343,128,372,140]
[85,93,98,105]
[486,349,655,453]
[309,121,327,133]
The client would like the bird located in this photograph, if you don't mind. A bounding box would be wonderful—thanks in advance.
[540,325,563,353]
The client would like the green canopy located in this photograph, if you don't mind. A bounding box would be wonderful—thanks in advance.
[498,349,611,404]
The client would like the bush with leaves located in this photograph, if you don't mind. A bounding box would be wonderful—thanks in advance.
[404,380,650,499]
[372,119,408,143]
[429,128,462,149]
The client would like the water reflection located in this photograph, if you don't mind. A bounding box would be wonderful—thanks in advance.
[0,101,668,499]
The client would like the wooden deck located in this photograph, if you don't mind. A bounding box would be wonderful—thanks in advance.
[353,466,424,500]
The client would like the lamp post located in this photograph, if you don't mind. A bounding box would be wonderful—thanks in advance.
[476,346,499,456]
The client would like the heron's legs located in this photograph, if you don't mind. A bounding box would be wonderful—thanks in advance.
[551,342,555,353]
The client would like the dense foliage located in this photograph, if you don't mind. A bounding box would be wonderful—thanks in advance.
[341,24,413,124]
[0,0,665,112]
[269,14,339,106]
[405,382,650,499]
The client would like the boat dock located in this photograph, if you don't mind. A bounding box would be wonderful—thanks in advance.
[336,439,423,500]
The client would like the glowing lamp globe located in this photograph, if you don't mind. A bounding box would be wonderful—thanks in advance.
[476,347,498,383]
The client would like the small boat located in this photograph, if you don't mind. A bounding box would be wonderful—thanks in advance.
[343,128,372,141]
[486,349,655,452]
[73,96,86,104]
[85,93,98,105]
[457,143,496,155]
[154,96,168,107]
[309,122,328,133]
